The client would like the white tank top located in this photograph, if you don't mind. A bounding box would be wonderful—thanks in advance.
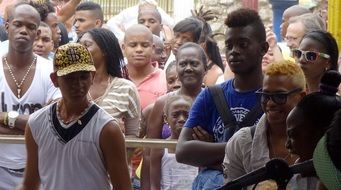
[161,148,198,190]
[0,56,61,169]
[29,103,114,190]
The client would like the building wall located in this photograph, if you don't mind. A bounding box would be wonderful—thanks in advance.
[196,0,273,53]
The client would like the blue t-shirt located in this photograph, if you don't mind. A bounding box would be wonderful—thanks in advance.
[185,79,261,142]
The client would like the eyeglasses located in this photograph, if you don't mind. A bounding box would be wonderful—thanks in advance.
[256,88,302,105]
[292,49,330,62]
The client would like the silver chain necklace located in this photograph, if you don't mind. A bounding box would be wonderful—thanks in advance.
[3,56,36,98]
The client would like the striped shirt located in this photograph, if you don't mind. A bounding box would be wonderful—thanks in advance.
[94,77,141,137]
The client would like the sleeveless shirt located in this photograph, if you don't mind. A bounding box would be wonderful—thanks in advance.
[29,103,114,190]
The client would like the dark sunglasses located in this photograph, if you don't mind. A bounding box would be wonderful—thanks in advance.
[292,49,330,62]
[256,88,302,105]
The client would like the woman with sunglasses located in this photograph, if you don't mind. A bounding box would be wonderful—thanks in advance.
[293,30,339,93]
[223,60,306,189]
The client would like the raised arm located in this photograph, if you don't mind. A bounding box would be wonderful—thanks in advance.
[266,26,283,62]
[57,0,82,23]
[100,121,132,190]
[20,125,40,190]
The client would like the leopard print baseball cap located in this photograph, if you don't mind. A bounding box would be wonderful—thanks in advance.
[54,42,96,76]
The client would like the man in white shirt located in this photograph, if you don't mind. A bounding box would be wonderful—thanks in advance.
[106,0,174,41]
[0,4,60,189]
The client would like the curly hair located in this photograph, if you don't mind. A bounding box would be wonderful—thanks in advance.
[29,1,55,22]
[225,8,266,42]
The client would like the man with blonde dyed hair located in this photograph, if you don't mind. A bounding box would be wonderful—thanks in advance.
[223,60,307,189]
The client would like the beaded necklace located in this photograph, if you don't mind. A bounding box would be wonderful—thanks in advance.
[56,100,92,125]
[3,56,36,98]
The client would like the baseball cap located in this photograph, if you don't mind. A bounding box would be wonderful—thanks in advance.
[54,42,96,76]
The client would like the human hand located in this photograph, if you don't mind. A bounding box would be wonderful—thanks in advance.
[192,126,213,142]
[266,26,278,49]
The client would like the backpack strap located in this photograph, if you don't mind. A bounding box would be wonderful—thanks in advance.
[208,85,263,132]
[208,85,237,129]
[250,125,256,139]
[239,101,263,127]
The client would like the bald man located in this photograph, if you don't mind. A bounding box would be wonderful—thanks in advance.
[122,24,167,110]
[285,13,325,51]
[122,24,167,189]
[277,5,310,61]
[280,5,310,40]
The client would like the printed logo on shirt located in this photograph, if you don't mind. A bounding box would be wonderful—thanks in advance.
[0,92,43,114]
[230,107,250,123]
[212,107,251,142]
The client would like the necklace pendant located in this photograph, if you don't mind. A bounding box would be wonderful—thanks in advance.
[17,88,21,98]
[78,120,82,125]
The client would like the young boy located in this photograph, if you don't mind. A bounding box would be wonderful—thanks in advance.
[150,95,197,190]
[33,22,54,60]
[123,24,167,110]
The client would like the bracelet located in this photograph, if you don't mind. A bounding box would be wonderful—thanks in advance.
[3,112,8,126]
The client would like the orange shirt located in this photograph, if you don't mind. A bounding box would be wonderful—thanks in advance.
[137,68,167,110]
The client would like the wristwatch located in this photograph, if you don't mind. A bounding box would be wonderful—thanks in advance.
[8,111,19,129]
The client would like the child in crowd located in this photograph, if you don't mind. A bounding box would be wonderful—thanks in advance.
[161,60,181,139]
[286,70,341,189]
[150,95,198,190]
[286,70,341,164]
[33,22,54,60]
[165,60,181,93]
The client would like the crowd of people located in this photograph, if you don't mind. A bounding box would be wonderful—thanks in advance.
[0,0,340,190]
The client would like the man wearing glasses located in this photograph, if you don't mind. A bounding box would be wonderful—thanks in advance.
[285,13,325,52]
[223,60,307,189]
